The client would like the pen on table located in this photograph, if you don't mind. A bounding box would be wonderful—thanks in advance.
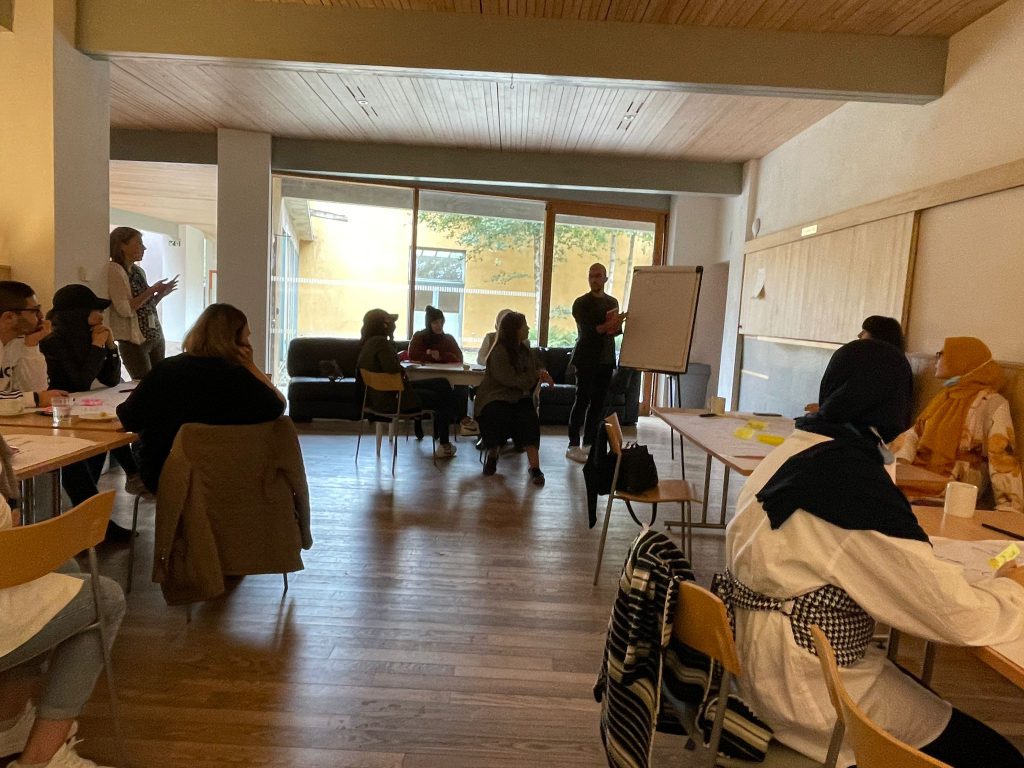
[980,522,1024,539]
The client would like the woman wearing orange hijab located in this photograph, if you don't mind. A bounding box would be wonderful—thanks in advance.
[893,337,1022,512]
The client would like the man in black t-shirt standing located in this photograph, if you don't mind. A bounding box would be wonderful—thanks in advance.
[566,263,625,463]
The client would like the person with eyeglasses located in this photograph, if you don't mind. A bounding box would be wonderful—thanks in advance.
[0,281,68,410]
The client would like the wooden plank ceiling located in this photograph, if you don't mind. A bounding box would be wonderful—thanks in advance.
[111,61,844,162]
[104,1,1005,249]
[254,0,1006,37]
[107,1,1006,165]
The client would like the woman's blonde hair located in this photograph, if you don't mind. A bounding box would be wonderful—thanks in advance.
[109,226,142,270]
[182,303,250,363]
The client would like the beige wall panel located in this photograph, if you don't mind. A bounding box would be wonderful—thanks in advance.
[909,185,1024,362]
[739,213,915,343]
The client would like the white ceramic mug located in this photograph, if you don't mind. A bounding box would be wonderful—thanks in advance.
[0,393,22,416]
[709,396,726,415]
[943,481,978,518]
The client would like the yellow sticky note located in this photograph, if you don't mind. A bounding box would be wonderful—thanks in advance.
[988,542,1020,570]
[758,434,785,446]
[746,420,766,430]
[734,427,755,440]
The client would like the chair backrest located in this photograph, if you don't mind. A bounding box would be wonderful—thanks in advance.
[359,368,404,393]
[157,419,309,596]
[673,580,742,676]
[0,491,115,588]
[604,412,624,457]
[809,626,951,768]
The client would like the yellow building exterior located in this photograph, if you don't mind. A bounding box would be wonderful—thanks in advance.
[289,200,654,356]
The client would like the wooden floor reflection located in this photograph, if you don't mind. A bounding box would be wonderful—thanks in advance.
[78,417,1023,766]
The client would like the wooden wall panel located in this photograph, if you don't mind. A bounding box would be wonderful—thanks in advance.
[739,212,916,344]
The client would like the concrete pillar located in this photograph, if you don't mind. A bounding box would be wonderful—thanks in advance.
[0,0,109,304]
[217,129,272,369]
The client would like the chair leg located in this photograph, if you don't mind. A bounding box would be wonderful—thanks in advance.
[126,493,143,594]
[593,494,617,585]
[376,422,386,457]
[282,572,289,594]
[87,548,127,767]
[355,418,365,463]
[391,424,399,476]
[705,669,732,768]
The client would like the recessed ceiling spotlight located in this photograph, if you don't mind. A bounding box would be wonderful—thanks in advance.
[356,99,369,105]
[623,114,636,120]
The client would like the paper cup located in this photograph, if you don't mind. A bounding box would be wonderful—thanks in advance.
[709,396,726,415]
[943,481,978,518]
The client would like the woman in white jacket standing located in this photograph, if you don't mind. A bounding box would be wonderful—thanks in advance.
[106,227,177,379]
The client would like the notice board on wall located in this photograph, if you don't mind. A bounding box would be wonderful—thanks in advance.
[619,265,702,373]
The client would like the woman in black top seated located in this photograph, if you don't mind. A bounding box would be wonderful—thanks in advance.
[475,311,553,484]
[117,303,286,492]
[41,284,144,540]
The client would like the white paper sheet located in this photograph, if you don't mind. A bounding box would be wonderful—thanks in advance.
[70,383,134,417]
[6,433,97,472]
[930,537,1023,584]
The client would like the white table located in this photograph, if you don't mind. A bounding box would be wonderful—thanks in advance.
[402,362,486,387]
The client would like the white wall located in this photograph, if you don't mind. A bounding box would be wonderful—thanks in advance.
[751,0,1024,235]
[665,195,730,404]
[217,129,272,369]
[714,0,1024,394]
[52,7,109,296]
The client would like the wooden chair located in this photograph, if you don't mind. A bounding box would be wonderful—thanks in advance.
[153,419,311,617]
[810,626,951,768]
[356,368,435,475]
[0,491,126,765]
[673,581,833,768]
[593,412,697,584]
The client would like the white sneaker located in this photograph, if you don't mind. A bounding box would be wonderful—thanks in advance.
[434,443,457,459]
[565,446,589,463]
[459,418,480,437]
[8,737,109,768]
[0,702,33,757]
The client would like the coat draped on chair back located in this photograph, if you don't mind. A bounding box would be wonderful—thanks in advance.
[153,417,313,606]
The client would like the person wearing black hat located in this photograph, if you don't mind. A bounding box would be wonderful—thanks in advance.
[721,339,1024,768]
[40,284,146,541]
[41,284,121,393]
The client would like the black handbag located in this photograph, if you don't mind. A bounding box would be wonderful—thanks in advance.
[616,443,659,494]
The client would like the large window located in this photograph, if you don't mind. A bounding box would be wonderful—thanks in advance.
[269,177,664,387]
[270,179,414,384]
[417,191,545,358]
[548,212,657,351]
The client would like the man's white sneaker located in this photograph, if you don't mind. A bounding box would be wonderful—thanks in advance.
[459,418,480,437]
[0,702,34,757]
[8,737,110,768]
[434,443,457,459]
[565,446,589,463]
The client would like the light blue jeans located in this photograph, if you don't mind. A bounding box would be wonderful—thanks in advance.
[0,562,125,720]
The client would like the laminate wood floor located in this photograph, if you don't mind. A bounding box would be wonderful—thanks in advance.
[72,417,1023,767]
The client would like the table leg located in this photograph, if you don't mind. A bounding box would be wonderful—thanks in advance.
[921,641,937,685]
[20,479,34,525]
[720,466,731,525]
[701,455,712,524]
[887,629,902,662]
[51,469,61,518]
